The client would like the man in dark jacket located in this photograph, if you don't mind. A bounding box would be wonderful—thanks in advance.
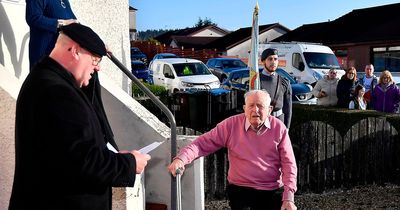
[9,23,150,210]
[260,48,292,128]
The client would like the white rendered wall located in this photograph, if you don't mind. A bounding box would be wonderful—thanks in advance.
[192,28,226,37]
[100,72,205,210]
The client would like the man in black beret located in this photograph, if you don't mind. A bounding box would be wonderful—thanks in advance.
[260,48,292,129]
[9,23,151,210]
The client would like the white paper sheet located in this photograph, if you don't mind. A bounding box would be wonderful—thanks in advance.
[138,141,164,154]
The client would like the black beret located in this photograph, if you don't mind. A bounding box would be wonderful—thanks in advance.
[261,48,278,61]
[60,23,107,56]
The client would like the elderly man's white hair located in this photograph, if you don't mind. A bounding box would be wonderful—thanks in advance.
[244,89,271,106]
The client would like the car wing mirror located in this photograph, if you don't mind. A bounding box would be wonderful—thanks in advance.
[164,73,174,79]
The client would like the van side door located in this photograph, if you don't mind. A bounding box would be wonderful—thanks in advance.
[152,62,163,85]
[163,64,175,91]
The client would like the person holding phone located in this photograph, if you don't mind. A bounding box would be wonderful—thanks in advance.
[312,68,339,106]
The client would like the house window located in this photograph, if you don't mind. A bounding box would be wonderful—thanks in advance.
[372,46,400,72]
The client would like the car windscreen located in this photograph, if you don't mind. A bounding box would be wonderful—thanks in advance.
[173,63,212,76]
[304,52,340,69]
[222,59,247,69]
[132,63,146,70]
[162,55,178,59]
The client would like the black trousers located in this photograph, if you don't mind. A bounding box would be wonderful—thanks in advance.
[227,184,283,210]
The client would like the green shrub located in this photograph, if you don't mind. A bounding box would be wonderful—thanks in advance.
[132,82,167,98]
[131,82,169,110]
[292,104,400,136]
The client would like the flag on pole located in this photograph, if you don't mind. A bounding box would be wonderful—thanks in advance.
[248,1,260,90]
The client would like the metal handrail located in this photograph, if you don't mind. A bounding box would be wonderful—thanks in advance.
[107,52,180,210]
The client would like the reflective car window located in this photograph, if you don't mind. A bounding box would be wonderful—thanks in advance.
[173,63,212,76]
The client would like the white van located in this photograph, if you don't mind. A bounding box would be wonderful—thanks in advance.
[150,58,220,93]
[259,42,345,85]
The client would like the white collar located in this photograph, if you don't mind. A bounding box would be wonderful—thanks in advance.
[244,117,271,132]
[262,69,275,76]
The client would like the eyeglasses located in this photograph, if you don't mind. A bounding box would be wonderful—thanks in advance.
[348,72,355,75]
[91,55,102,66]
[329,71,337,74]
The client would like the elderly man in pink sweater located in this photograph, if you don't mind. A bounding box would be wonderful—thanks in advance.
[168,90,297,210]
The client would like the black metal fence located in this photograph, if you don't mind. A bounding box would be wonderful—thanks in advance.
[200,113,400,200]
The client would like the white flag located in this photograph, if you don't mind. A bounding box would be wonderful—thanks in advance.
[248,2,260,90]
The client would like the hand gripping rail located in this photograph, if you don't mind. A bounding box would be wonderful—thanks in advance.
[107,52,181,210]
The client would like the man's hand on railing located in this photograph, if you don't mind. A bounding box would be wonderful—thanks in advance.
[168,158,185,177]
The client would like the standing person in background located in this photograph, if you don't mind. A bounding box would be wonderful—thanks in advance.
[9,23,151,210]
[168,90,297,210]
[259,48,292,128]
[337,67,358,108]
[312,68,339,106]
[349,84,367,110]
[358,64,378,108]
[372,70,400,113]
[26,0,78,69]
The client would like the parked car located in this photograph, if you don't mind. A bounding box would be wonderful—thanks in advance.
[222,68,316,104]
[148,53,178,70]
[151,58,220,93]
[131,60,151,83]
[152,53,178,60]
[206,58,248,82]
[131,47,147,64]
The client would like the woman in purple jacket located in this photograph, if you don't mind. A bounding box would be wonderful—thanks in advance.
[372,70,400,113]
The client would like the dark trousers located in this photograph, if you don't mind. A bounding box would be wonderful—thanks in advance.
[227,184,283,210]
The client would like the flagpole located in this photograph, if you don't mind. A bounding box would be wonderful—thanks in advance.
[248,1,260,90]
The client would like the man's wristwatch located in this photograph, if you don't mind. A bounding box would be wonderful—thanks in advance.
[57,19,64,28]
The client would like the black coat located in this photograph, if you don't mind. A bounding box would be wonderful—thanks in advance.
[9,57,136,210]
[260,73,292,128]
[336,77,357,108]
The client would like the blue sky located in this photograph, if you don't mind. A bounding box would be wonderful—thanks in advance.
[130,0,399,31]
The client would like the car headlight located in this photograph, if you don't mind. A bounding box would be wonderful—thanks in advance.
[295,93,313,101]
[298,94,306,100]
[210,81,220,86]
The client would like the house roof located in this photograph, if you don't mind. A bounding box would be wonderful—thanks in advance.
[155,25,230,46]
[207,23,290,50]
[170,36,220,49]
[274,3,400,45]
